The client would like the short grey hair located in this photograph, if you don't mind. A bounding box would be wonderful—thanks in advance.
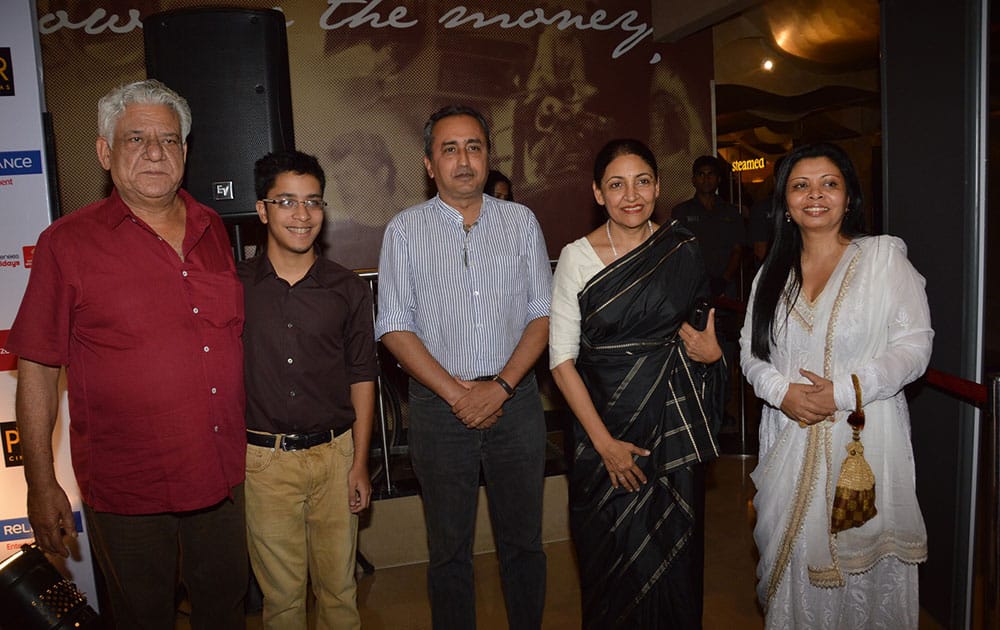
[97,79,192,147]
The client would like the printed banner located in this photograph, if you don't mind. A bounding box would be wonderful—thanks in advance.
[0,0,98,607]
[36,0,714,270]
[3,0,714,610]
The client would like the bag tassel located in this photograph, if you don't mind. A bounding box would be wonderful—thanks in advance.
[830,374,877,534]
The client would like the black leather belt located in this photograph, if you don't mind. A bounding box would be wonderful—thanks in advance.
[246,427,349,451]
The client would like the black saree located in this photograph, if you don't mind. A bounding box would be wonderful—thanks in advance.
[570,221,725,629]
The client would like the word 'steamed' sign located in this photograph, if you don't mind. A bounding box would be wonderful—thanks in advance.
[731,157,766,172]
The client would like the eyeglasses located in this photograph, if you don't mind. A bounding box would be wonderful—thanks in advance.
[261,198,328,210]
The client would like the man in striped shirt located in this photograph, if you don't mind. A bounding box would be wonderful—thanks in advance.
[375,105,552,630]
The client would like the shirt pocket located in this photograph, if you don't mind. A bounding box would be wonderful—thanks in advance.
[190,270,244,328]
[489,255,527,298]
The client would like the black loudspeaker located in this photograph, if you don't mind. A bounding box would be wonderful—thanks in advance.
[143,8,294,218]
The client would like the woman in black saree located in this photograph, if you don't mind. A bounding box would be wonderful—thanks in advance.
[549,139,726,629]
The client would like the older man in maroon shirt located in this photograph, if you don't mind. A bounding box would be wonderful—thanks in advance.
[6,79,247,629]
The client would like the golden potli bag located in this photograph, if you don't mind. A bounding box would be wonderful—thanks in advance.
[830,374,877,533]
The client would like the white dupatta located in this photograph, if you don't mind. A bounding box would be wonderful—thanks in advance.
[741,235,931,610]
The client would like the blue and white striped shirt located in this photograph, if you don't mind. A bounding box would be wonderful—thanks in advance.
[374,194,552,379]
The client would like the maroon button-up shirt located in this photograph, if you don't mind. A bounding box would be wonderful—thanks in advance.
[7,189,246,514]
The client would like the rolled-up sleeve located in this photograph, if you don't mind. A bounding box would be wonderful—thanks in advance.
[523,213,552,324]
[374,219,418,340]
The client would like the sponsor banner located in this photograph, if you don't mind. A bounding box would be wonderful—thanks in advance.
[22,245,34,268]
[0,512,84,543]
[0,150,43,176]
[0,0,94,606]
[2,421,22,467]
[0,253,23,270]
[0,47,13,96]
[0,330,15,372]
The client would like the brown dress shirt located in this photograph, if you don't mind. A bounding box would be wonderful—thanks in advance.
[239,254,378,434]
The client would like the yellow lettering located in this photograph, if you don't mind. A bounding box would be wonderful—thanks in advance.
[3,428,19,451]
[731,157,766,172]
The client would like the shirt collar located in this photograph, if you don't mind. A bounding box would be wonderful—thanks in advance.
[432,193,490,225]
[103,188,211,234]
[250,252,326,287]
[102,189,133,229]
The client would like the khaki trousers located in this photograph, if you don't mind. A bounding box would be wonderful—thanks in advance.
[245,430,360,630]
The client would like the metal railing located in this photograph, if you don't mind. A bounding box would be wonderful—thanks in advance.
[920,368,999,629]
[989,374,1000,628]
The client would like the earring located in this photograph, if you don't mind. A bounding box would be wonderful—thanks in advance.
[784,212,791,222]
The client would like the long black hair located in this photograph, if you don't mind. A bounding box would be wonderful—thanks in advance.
[750,143,867,360]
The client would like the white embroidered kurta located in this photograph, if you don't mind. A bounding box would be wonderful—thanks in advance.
[740,235,932,629]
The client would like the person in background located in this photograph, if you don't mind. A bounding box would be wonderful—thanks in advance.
[549,138,725,628]
[741,142,931,628]
[375,105,552,629]
[748,155,786,264]
[240,150,377,629]
[670,155,746,298]
[671,155,746,432]
[323,130,403,270]
[7,79,247,628]
[485,168,514,201]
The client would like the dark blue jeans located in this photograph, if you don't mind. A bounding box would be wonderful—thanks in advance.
[408,373,547,630]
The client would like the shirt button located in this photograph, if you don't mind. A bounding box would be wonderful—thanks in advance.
[213,425,219,432]
[289,391,296,398]
[287,322,293,328]
[203,346,210,352]
[182,271,189,277]
[192,307,199,314]
[211,387,217,394]
[473,290,480,296]
[287,358,294,364]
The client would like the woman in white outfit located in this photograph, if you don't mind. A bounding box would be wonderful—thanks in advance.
[740,142,932,628]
